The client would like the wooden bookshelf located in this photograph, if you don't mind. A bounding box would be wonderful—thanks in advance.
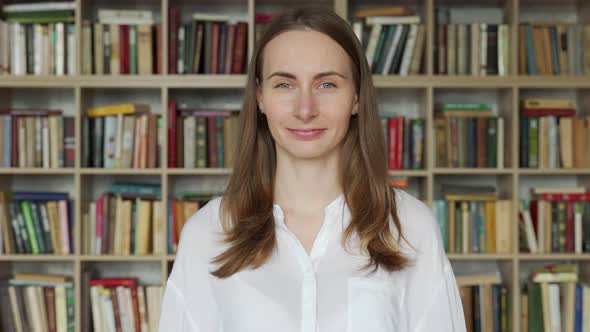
[1,0,590,331]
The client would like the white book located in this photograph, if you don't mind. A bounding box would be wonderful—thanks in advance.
[56,23,65,75]
[99,17,154,25]
[34,24,42,75]
[152,201,164,254]
[352,21,363,45]
[479,23,487,76]
[90,286,103,332]
[520,201,538,253]
[98,9,152,22]
[117,286,131,331]
[191,13,233,22]
[184,116,195,168]
[365,15,420,25]
[125,287,136,331]
[67,24,75,75]
[448,7,503,24]
[583,285,590,332]
[498,24,509,76]
[101,288,117,332]
[471,23,480,76]
[55,286,67,332]
[381,24,403,75]
[137,286,149,332]
[103,116,117,168]
[2,2,75,13]
[177,26,185,74]
[574,203,582,254]
[365,24,382,70]
[399,24,418,76]
[548,284,562,332]
[548,116,558,168]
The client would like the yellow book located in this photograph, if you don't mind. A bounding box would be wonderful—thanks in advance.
[522,98,577,109]
[485,201,496,253]
[444,194,497,201]
[87,103,149,118]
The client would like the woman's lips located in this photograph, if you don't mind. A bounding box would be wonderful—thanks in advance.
[287,128,326,140]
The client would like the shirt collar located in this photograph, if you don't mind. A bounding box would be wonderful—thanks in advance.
[273,192,346,222]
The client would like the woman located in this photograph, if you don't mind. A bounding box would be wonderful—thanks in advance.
[159,6,466,332]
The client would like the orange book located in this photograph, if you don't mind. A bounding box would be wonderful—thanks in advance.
[354,6,414,18]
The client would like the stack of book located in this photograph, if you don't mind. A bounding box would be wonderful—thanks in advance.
[434,103,504,168]
[168,192,218,254]
[81,9,161,75]
[0,109,74,168]
[351,6,426,75]
[519,97,580,169]
[432,184,512,254]
[82,182,164,256]
[456,267,508,331]
[0,1,76,75]
[435,7,510,76]
[168,101,239,169]
[82,103,163,169]
[381,115,424,170]
[519,187,590,254]
[521,264,590,331]
[168,10,248,75]
[0,273,74,331]
[88,278,162,332]
[0,191,73,255]
[519,23,589,76]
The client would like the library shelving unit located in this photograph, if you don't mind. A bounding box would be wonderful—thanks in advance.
[1,0,590,330]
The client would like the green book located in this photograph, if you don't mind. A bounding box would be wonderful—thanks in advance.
[20,201,42,254]
[442,103,491,110]
[216,117,224,168]
[527,283,543,332]
[528,117,539,168]
[129,25,138,74]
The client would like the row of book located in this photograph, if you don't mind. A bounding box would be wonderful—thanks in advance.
[82,103,163,169]
[432,184,512,254]
[521,264,590,331]
[0,2,76,76]
[168,101,239,169]
[0,273,75,332]
[0,110,74,168]
[168,194,214,254]
[168,10,248,75]
[88,278,162,332]
[456,269,509,332]
[0,191,73,255]
[351,6,425,75]
[519,23,590,76]
[434,103,504,168]
[519,188,590,254]
[382,116,424,170]
[81,182,165,256]
[436,23,510,76]
[519,97,581,169]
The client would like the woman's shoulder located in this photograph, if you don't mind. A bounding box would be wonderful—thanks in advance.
[391,188,443,255]
[179,196,225,247]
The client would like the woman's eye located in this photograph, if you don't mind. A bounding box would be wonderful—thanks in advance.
[275,83,291,88]
[320,82,336,88]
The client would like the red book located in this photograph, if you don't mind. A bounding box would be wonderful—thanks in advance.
[566,201,575,252]
[521,108,576,117]
[168,8,179,74]
[224,24,235,75]
[388,118,396,170]
[529,200,539,239]
[168,101,177,168]
[396,117,404,169]
[119,25,129,74]
[210,23,220,74]
[90,278,137,287]
[44,287,57,332]
[231,22,247,74]
[540,192,590,202]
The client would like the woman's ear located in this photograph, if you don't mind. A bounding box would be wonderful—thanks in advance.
[256,78,264,112]
[351,94,359,115]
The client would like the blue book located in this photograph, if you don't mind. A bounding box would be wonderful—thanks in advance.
[574,283,583,332]
[549,26,560,75]
[3,116,11,167]
[12,191,69,201]
[524,24,537,75]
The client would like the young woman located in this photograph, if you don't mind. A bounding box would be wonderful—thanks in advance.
[159,6,466,332]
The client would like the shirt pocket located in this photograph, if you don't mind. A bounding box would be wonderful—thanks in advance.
[347,277,404,332]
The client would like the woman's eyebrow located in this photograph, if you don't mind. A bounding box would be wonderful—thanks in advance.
[266,71,347,80]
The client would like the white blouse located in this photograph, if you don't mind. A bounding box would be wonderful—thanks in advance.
[158,189,466,332]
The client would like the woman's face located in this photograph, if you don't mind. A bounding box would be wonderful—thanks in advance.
[256,29,358,161]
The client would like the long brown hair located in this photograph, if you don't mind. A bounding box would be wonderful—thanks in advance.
[212,6,410,278]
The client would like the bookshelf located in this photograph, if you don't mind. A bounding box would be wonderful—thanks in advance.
[1,0,590,330]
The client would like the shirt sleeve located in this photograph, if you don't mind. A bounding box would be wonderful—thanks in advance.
[396,191,467,332]
[158,202,222,332]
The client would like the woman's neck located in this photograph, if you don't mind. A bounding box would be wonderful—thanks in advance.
[273,151,342,214]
